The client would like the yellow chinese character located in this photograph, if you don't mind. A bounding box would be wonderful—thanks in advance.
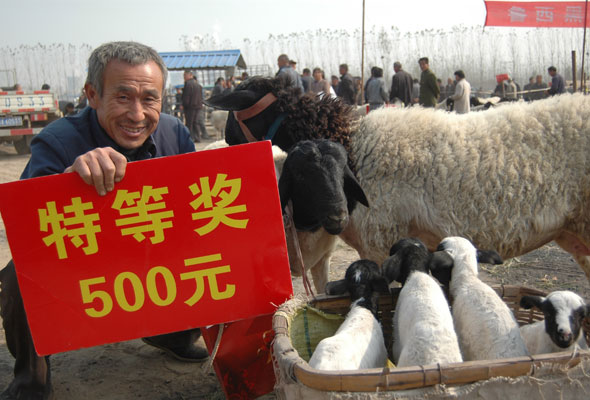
[39,197,101,259]
[189,174,248,236]
[180,253,236,306]
[112,186,174,244]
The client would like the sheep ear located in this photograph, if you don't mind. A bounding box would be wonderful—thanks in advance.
[429,251,454,286]
[476,250,503,265]
[278,172,291,212]
[382,254,403,284]
[325,279,348,296]
[520,295,545,310]
[204,90,259,111]
[343,165,369,208]
[371,275,391,295]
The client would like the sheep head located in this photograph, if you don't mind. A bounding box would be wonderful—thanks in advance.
[279,139,368,235]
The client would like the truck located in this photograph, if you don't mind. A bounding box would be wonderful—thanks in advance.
[0,89,60,154]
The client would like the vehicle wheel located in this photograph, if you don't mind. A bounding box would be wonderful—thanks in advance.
[14,137,31,155]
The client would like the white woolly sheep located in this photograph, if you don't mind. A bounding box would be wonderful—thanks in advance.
[383,238,462,367]
[209,79,590,285]
[437,236,529,361]
[519,290,589,355]
[308,259,389,370]
[209,110,229,139]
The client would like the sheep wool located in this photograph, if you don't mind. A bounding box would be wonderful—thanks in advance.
[341,94,590,283]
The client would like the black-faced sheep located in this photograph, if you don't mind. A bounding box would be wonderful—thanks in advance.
[308,259,389,370]
[206,77,590,284]
[437,236,529,361]
[383,238,462,367]
[519,290,589,355]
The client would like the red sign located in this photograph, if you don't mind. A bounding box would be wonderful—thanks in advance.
[0,141,293,355]
[496,73,510,83]
[485,1,590,27]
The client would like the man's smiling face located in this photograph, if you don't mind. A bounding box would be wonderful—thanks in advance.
[86,59,163,149]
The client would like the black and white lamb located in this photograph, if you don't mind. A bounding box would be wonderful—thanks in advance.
[519,290,589,355]
[308,259,390,370]
[383,238,462,367]
[206,77,590,285]
[437,236,529,361]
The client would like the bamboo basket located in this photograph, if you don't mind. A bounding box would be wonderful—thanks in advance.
[272,285,590,397]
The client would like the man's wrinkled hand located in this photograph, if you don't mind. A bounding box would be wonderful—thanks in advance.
[64,147,127,196]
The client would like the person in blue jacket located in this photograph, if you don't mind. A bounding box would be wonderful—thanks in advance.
[0,41,207,400]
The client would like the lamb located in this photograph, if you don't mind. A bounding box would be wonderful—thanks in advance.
[437,236,529,361]
[519,290,589,355]
[382,238,462,367]
[206,77,590,285]
[308,259,390,370]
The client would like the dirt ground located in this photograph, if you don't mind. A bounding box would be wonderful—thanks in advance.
[0,132,588,399]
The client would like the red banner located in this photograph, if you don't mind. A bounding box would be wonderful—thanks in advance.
[0,141,293,355]
[485,1,590,27]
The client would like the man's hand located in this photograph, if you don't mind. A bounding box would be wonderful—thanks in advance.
[64,147,127,196]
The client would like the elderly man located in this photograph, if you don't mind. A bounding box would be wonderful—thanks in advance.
[389,61,413,106]
[448,70,471,114]
[0,41,207,400]
[276,54,303,91]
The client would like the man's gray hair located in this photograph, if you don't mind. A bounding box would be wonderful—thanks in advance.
[86,41,168,96]
[393,61,402,69]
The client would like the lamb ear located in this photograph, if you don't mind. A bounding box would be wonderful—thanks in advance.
[382,254,403,284]
[520,295,545,310]
[325,279,348,295]
[476,249,503,265]
[343,165,369,208]
[428,251,454,287]
[204,90,259,111]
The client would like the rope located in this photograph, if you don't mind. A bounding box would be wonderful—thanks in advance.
[203,323,224,372]
[285,200,315,299]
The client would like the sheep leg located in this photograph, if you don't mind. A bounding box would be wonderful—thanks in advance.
[554,233,590,281]
[310,254,332,294]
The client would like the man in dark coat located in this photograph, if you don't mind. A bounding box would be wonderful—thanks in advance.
[389,61,413,106]
[337,64,356,105]
[418,57,440,108]
[182,70,209,142]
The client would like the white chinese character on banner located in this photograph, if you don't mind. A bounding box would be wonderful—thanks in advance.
[565,6,583,24]
[536,7,554,23]
[509,6,526,22]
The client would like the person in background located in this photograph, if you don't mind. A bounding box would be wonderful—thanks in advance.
[418,57,439,107]
[411,78,420,105]
[444,77,455,100]
[241,71,249,81]
[365,66,388,111]
[211,77,225,98]
[64,102,76,116]
[523,77,534,101]
[276,54,303,91]
[547,66,566,95]
[311,67,331,97]
[353,76,363,105]
[530,74,548,101]
[331,75,340,95]
[301,68,312,94]
[14,83,22,91]
[337,64,356,105]
[448,69,471,114]
[0,40,206,400]
[389,61,413,107]
[41,83,50,90]
[182,70,208,142]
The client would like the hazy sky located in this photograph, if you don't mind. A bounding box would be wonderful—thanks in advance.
[3,0,487,51]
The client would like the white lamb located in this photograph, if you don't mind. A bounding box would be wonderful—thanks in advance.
[519,290,589,355]
[308,259,389,370]
[437,236,529,361]
[383,238,462,367]
[209,110,229,139]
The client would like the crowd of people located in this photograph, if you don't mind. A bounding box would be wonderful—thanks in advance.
[272,53,571,115]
